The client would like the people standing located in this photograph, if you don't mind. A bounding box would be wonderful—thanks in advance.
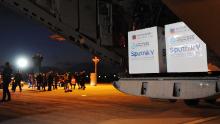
[28,73,36,90]
[80,71,86,90]
[36,73,43,90]
[0,74,3,89]
[68,73,72,89]
[71,75,77,90]
[42,73,47,91]
[13,71,23,92]
[75,72,81,89]
[32,73,37,90]
[1,62,13,102]
[28,74,32,88]
[47,72,54,91]
[63,73,68,92]
[54,73,59,90]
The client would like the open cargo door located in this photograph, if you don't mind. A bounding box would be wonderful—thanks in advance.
[162,0,220,59]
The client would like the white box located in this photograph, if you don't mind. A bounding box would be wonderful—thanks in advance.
[128,27,166,74]
[165,22,208,72]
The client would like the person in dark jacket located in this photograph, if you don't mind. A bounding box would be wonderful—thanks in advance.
[80,71,86,90]
[47,72,54,91]
[75,72,81,89]
[36,73,43,90]
[13,71,23,92]
[1,62,13,102]
[54,73,59,90]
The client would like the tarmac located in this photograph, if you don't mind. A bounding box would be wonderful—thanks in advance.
[0,84,220,124]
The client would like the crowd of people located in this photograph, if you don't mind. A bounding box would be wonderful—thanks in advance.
[28,71,87,92]
[0,62,88,103]
[0,62,12,102]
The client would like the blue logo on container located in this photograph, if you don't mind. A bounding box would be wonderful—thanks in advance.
[169,37,176,44]
[130,50,154,58]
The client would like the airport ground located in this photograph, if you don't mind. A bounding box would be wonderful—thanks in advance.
[0,84,220,124]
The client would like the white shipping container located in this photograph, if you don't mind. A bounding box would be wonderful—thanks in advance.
[128,27,166,74]
[165,22,208,72]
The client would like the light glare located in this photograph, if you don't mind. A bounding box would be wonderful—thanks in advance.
[17,57,28,69]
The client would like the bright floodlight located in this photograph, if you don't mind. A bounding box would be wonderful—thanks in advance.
[17,57,29,69]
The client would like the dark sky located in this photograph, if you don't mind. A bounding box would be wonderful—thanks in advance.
[0,5,92,68]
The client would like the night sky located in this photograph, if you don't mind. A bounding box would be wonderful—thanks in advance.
[0,5,92,69]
